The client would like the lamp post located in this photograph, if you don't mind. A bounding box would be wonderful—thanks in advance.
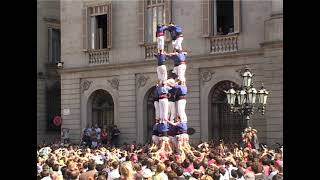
[224,66,269,128]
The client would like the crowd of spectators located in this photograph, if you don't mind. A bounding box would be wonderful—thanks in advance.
[37,135,283,180]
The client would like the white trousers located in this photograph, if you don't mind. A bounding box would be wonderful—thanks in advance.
[173,64,186,82]
[172,37,184,50]
[176,99,187,122]
[159,98,169,123]
[154,101,160,120]
[157,36,165,50]
[168,101,176,121]
[157,65,167,82]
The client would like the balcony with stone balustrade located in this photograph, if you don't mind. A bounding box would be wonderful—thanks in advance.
[88,49,110,65]
[210,34,239,54]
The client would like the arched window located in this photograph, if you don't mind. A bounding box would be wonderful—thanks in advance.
[90,90,114,133]
[209,80,245,143]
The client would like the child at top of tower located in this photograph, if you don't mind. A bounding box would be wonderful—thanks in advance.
[167,22,183,40]
[167,22,184,51]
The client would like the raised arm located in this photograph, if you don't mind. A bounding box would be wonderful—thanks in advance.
[165,52,178,56]
[166,119,178,126]
[164,141,173,154]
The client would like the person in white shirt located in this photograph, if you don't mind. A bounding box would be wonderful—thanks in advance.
[92,152,104,165]
[268,171,278,180]
[225,161,238,178]
[107,161,121,180]
[219,167,230,180]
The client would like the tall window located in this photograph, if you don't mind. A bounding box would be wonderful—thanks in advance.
[137,0,171,44]
[216,0,234,35]
[83,3,112,50]
[202,0,241,37]
[146,0,165,43]
[90,14,108,49]
[48,28,60,64]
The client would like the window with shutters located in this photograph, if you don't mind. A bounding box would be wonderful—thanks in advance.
[45,18,60,65]
[146,0,165,43]
[202,0,241,54]
[138,0,171,59]
[83,2,112,65]
[48,28,61,64]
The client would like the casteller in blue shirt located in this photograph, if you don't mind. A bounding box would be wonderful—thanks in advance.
[154,53,167,66]
[169,51,186,66]
[156,24,168,37]
[157,85,172,95]
[175,84,187,96]
[167,24,183,40]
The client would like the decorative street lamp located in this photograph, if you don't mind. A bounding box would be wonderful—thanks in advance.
[224,66,269,128]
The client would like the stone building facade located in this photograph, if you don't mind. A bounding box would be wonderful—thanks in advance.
[37,0,61,144]
[59,0,283,146]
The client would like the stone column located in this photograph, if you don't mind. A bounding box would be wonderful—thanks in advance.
[271,0,283,16]
[263,0,283,43]
[91,17,96,49]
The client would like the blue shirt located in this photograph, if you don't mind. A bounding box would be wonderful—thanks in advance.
[154,53,166,66]
[170,52,186,66]
[168,88,176,102]
[176,122,188,132]
[156,25,168,37]
[175,84,187,96]
[157,85,172,95]
[158,123,169,132]
[167,25,183,40]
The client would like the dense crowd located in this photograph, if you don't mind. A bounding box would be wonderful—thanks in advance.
[37,137,283,180]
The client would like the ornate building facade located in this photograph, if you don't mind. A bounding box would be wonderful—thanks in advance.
[59,0,283,145]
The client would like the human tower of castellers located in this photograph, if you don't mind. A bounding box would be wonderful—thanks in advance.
[151,22,190,152]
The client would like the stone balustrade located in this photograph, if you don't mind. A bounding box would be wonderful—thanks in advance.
[88,49,110,65]
[210,34,239,54]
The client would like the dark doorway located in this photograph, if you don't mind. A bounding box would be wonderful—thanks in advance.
[91,89,114,134]
[145,86,156,143]
[209,80,245,143]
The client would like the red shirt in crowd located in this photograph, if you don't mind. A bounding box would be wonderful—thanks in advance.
[245,166,252,174]
[208,159,216,166]
[184,164,194,173]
